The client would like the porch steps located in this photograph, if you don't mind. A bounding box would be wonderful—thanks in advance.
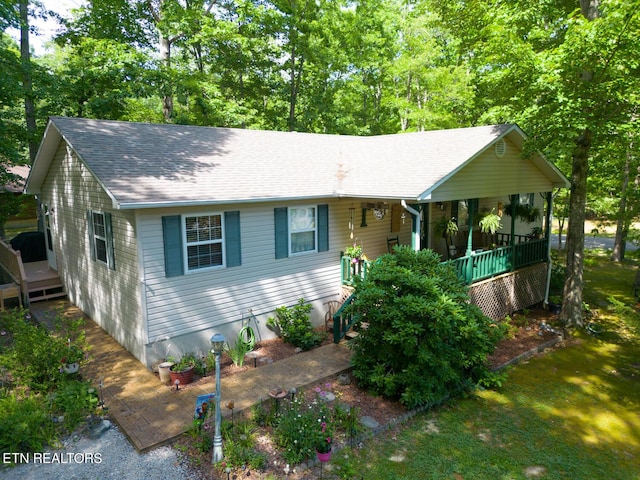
[345,322,368,339]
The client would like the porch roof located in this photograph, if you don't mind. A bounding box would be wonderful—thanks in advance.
[26,117,569,209]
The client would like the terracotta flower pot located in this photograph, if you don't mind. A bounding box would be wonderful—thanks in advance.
[169,365,195,385]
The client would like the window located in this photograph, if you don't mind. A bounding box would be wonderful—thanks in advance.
[184,214,224,271]
[87,210,115,270]
[92,212,108,263]
[289,207,317,254]
[520,193,535,206]
[162,211,241,277]
[274,205,328,259]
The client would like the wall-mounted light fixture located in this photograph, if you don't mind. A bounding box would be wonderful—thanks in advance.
[436,202,445,211]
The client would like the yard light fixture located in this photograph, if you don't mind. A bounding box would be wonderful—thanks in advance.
[210,333,225,463]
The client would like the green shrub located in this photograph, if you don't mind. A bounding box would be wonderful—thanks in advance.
[48,378,100,427]
[267,299,322,351]
[347,246,505,408]
[0,391,56,455]
[1,311,68,392]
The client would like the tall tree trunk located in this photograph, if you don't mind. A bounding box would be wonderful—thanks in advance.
[19,0,37,163]
[159,32,173,122]
[611,145,632,262]
[20,0,44,234]
[561,128,591,327]
[560,0,600,328]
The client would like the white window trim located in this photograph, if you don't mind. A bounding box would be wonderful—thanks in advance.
[288,206,318,256]
[92,211,108,265]
[182,213,226,273]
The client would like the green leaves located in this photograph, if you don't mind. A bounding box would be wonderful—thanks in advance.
[348,246,502,409]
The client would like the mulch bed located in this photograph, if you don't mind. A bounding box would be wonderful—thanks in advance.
[176,309,564,479]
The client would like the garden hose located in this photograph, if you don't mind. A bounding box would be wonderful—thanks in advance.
[238,325,256,350]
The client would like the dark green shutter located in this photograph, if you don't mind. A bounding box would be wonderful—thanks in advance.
[105,212,116,270]
[162,215,184,277]
[274,207,288,259]
[224,211,241,267]
[87,210,96,261]
[318,204,329,252]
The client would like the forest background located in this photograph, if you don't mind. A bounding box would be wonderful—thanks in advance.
[1,0,639,326]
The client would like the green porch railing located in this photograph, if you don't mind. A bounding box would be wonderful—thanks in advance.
[340,256,372,285]
[332,293,358,343]
[334,238,548,342]
[339,238,548,287]
[451,237,548,285]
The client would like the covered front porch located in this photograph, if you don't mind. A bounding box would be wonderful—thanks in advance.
[332,192,555,343]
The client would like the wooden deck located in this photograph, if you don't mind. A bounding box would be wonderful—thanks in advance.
[0,239,65,304]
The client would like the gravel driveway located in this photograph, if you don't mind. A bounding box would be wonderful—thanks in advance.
[0,422,201,480]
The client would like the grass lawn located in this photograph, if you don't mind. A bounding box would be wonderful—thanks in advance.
[342,251,640,479]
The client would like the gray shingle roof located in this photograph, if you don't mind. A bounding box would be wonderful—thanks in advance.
[32,117,522,208]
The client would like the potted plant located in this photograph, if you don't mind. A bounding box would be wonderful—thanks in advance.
[504,203,541,224]
[169,352,197,385]
[60,342,84,374]
[478,209,502,235]
[529,226,543,239]
[345,242,366,276]
[478,209,503,248]
[434,216,459,257]
[345,243,364,262]
[316,419,333,462]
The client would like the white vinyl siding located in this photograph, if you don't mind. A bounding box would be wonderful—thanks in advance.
[430,138,555,201]
[39,142,143,359]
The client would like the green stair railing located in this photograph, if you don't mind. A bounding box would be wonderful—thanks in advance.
[332,293,358,343]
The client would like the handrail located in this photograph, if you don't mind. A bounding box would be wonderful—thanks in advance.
[335,237,548,341]
[332,293,358,343]
[451,238,548,284]
[340,256,371,285]
[0,239,28,304]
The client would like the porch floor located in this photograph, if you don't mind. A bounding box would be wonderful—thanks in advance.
[29,300,353,453]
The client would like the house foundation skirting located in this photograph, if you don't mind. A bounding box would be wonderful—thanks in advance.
[468,262,548,321]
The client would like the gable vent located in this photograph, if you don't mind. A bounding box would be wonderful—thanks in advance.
[494,138,506,158]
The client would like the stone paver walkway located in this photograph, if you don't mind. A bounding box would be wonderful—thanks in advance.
[29,300,352,452]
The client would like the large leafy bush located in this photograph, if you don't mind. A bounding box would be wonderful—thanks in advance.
[267,299,322,351]
[348,246,505,408]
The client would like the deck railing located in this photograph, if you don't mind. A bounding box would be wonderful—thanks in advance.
[0,239,28,303]
[340,237,548,286]
[335,237,548,342]
[340,256,372,285]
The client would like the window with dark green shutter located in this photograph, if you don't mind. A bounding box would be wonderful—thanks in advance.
[275,204,328,258]
[162,211,241,277]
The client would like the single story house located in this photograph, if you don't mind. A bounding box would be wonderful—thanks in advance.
[25,117,568,368]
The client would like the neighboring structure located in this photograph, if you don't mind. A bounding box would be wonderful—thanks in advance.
[24,117,569,367]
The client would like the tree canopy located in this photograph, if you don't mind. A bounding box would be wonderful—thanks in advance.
[2,0,640,326]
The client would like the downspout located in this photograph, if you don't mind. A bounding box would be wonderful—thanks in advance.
[510,194,518,271]
[401,200,420,251]
[544,192,554,305]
